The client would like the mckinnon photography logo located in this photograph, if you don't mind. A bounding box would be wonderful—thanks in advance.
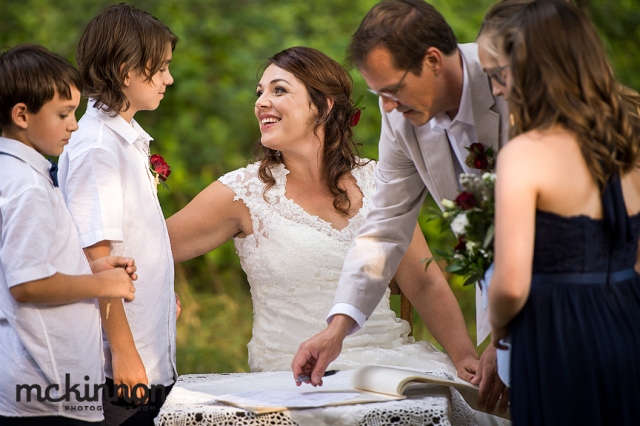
[16,374,166,405]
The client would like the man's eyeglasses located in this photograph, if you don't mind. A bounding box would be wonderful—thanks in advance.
[486,64,509,87]
[367,67,412,102]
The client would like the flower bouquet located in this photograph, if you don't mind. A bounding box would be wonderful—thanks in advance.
[425,143,496,286]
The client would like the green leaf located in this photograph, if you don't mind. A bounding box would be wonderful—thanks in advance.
[483,223,494,249]
[445,262,466,273]
[463,274,481,286]
[422,257,435,271]
[159,180,171,192]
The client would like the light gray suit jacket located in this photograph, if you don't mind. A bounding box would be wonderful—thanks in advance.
[334,43,509,318]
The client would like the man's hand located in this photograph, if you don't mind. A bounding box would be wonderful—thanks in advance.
[112,349,149,404]
[471,343,509,414]
[291,315,353,386]
[90,256,138,281]
[453,354,479,383]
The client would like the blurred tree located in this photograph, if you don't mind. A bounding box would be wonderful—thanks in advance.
[1,0,636,373]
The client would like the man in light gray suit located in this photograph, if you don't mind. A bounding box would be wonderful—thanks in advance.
[292,0,510,415]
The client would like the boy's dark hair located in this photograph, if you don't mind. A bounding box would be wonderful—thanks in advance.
[76,3,178,114]
[347,0,457,75]
[0,44,82,131]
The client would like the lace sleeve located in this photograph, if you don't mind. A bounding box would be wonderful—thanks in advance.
[353,158,377,214]
[218,163,264,207]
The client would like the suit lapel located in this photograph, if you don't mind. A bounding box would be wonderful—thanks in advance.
[462,45,502,154]
[412,124,460,204]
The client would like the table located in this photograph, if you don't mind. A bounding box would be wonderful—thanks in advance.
[154,370,480,426]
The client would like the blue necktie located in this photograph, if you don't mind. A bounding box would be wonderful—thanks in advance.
[49,160,59,187]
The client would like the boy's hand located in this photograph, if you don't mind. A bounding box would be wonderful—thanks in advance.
[112,349,149,404]
[175,292,182,320]
[90,256,138,281]
[96,269,136,302]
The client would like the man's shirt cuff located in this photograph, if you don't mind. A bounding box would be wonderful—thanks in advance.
[326,303,367,335]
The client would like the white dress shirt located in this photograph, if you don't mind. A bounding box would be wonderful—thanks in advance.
[59,100,177,387]
[430,54,479,179]
[0,137,103,420]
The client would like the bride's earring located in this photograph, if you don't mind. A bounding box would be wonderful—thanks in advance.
[275,150,281,157]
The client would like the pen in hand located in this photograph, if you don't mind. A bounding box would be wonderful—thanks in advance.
[296,369,338,383]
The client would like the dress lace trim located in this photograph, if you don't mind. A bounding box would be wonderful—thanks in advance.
[219,160,376,245]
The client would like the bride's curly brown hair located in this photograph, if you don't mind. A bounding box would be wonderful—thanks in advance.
[501,0,640,190]
[254,46,366,215]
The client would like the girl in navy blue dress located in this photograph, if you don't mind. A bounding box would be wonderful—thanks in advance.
[487,1,640,425]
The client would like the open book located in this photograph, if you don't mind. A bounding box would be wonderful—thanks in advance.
[213,365,509,420]
[351,365,509,420]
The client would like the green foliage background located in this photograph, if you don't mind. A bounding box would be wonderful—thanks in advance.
[2,0,637,374]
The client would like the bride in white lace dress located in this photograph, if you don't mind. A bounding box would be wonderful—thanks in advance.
[167,46,507,425]
[218,159,459,374]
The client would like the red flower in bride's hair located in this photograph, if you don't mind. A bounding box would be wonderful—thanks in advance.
[454,191,477,210]
[350,94,366,127]
[454,236,467,252]
[150,154,171,181]
[350,108,362,127]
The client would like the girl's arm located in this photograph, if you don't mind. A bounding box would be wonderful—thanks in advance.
[488,137,538,344]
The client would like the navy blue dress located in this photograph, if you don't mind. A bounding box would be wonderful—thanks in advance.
[509,178,640,425]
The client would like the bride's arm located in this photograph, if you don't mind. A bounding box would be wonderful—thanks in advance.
[394,224,478,377]
[166,181,250,263]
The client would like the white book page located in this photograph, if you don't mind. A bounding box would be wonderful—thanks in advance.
[350,365,479,396]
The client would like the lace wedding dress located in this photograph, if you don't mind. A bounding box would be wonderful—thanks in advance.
[219,160,456,374]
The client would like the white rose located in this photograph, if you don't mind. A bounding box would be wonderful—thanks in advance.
[467,241,478,255]
[442,199,456,209]
[450,213,469,236]
[482,172,496,182]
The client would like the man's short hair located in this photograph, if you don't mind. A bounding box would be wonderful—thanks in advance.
[347,0,457,74]
[76,3,178,114]
[0,43,82,130]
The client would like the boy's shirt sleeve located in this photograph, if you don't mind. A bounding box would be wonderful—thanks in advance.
[64,146,125,248]
[1,185,57,287]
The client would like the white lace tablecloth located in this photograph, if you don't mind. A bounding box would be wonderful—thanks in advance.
[154,370,475,426]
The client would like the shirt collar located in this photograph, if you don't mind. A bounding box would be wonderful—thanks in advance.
[85,98,153,145]
[430,50,475,131]
[0,136,56,186]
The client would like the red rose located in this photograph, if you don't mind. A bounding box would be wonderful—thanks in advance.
[350,108,362,127]
[454,191,477,209]
[474,155,488,170]
[469,143,485,153]
[455,237,467,252]
[150,154,171,181]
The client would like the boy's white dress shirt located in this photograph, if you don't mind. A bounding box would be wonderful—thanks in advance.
[0,137,104,421]
[59,100,177,387]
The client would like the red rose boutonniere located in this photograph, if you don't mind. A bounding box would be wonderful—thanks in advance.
[464,143,495,173]
[150,154,171,191]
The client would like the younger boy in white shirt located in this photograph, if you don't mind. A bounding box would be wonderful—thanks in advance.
[58,4,179,425]
[0,43,136,425]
